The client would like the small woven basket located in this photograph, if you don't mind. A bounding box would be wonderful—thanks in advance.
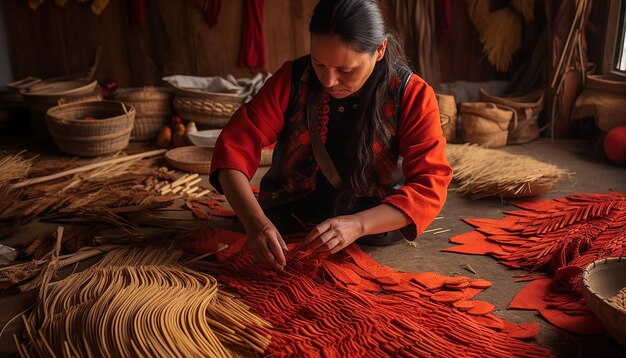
[582,257,626,347]
[114,87,173,141]
[171,88,244,128]
[46,100,135,157]
[436,92,457,143]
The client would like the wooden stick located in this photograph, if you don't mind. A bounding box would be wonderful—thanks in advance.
[12,149,167,189]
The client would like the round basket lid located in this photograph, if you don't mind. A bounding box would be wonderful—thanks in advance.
[21,80,98,97]
[165,146,213,174]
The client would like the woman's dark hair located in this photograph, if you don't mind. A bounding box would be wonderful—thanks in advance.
[309,0,408,210]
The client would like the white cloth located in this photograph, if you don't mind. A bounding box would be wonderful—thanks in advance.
[163,72,271,103]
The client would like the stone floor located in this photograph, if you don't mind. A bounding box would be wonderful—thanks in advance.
[0,138,625,357]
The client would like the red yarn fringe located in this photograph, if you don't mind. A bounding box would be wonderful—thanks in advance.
[444,191,626,335]
[184,228,552,357]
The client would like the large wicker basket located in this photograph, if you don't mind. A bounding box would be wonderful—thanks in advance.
[46,100,135,157]
[170,87,244,128]
[582,258,626,347]
[461,102,517,148]
[114,87,173,141]
[22,80,101,142]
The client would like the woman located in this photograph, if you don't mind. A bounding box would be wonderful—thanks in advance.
[210,0,452,270]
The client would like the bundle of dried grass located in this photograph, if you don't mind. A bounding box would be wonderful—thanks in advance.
[466,0,526,71]
[0,151,34,187]
[480,7,522,71]
[16,246,271,357]
[0,153,183,236]
[446,144,570,199]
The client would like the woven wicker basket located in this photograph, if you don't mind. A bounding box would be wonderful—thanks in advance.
[114,87,173,141]
[22,80,100,142]
[582,258,626,347]
[436,92,457,143]
[114,86,173,117]
[260,148,273,167]
[171,87,244,128]
[461,102,517,148]
[46,100,135,157]
[479,89,544,144]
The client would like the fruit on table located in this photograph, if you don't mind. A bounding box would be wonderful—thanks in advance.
[157,125,172,148]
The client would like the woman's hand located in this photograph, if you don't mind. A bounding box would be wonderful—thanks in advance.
[304,215,364,256]
[244,216,288,270]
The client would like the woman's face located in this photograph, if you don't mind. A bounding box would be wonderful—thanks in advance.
[310,34,386,99]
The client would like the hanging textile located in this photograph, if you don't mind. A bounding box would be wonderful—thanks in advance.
[444,191,626,335]
[206,0,222,28]
[130,0,146,26]
[436,0,453,42]
[238,0,266,69]
[393,0,441,85]
[184,228,553,357]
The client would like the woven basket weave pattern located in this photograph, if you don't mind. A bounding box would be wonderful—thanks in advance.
[172,91,244,128]
[46,101,135,157]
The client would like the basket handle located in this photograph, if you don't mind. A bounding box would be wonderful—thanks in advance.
[480,103,518,132]
[491,103,518,133]
[439,113,451,126]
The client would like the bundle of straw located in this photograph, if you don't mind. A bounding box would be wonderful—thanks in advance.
[446,144,570,199]
[466,0,530,71]
[0,151,33,187]
[16,246,271,357]
[480,7,522,71]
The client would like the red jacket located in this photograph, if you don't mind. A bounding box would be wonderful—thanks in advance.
[210,60,452,239]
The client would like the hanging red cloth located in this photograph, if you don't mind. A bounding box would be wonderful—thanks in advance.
[205,0,222,28]
[238,0,266,69]
[130,0,145,26]
[435,0,452,42]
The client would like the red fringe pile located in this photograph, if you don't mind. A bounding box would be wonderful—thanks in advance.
[185,228,552,357]
[444,192,626,335]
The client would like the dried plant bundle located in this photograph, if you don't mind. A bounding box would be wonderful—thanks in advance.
[16,246,271,357]
[446,144,570,199]
[0,151,34,186]
[480,7,522,71]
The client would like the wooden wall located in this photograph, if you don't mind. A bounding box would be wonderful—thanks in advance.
[3,0,317,87]
[3,0,536,88]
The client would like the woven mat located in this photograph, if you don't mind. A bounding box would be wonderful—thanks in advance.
[443,191,626,335]
[184,228,552,357]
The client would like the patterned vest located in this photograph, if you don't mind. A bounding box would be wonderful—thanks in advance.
[259,56,412,209]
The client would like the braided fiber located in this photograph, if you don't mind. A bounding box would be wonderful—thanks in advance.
[16,247,271,357]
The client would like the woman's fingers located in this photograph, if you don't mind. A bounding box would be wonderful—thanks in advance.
[305,221,330,244]
[314,237,341,254]
[267,234,287,267]
[306,229,335,251]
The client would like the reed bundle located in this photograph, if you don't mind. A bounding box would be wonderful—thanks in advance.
[446,144,570,199]
[0,151,34,186]
[15,246,271,357]
[466,0,530,71]
[0,153,184,237]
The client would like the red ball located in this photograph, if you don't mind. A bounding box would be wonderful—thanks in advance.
[603,126,626,165]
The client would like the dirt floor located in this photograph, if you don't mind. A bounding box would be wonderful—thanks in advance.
[0,138,625,357]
